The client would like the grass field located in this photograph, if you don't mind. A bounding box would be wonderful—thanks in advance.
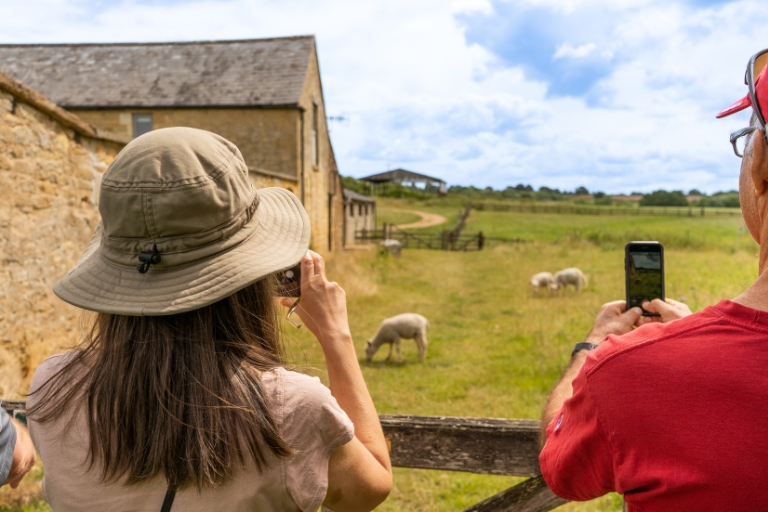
[376,208,422,227]
[0,200,758,511]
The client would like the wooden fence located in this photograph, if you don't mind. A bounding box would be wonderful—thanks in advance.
[356,225,525,251]
[1,401,568,511]
[470,202,741,217]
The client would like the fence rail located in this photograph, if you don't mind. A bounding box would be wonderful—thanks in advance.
[1,401,567,511]
[356,225,525,251]
[470,202,741,217]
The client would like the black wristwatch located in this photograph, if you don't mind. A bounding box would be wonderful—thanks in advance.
[571,342,598,358]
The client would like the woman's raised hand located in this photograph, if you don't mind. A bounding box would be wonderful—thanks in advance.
[281,251,352,349]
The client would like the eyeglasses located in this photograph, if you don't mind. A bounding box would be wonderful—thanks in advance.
[731,49,768,157]
[286,297,302,329]
[730,126,758,157]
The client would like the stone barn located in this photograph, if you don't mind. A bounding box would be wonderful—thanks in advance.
[0,36,345,252]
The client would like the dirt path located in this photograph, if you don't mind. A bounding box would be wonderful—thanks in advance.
[393,210,447,229]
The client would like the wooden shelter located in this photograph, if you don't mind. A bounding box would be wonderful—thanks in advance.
[360,168,447,195]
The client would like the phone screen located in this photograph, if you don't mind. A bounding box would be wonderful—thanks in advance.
[625,242,664,315]
[277,264,301,298]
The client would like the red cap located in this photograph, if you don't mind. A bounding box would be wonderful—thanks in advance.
[717,63,768,119]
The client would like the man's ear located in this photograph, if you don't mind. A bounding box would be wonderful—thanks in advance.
[751,130,768,195]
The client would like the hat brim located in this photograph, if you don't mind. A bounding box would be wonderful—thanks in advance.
[53,188,310,316]
[716,93,752,118]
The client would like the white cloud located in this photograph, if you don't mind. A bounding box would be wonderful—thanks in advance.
[553,42,597,59]
[0,0,763,192]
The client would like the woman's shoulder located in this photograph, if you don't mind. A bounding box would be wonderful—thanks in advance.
[30,353,77,387]
[267,367,353,440]
[27,353,80,410]
[268,368,336,407]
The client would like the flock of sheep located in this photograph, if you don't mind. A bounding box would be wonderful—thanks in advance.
[530,267,588,296]
[363,269,589,363]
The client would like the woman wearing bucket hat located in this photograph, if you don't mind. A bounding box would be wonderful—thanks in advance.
[24,127,392,512]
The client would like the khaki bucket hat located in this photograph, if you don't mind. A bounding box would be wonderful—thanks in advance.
[53,127,310,316]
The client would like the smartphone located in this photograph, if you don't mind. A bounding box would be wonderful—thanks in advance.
[277,264,302,298]
[625,241,664,316]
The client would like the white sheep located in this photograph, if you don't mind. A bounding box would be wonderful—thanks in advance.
[530,272,559,296]
[365,313,429,363]
[554,267,588,293]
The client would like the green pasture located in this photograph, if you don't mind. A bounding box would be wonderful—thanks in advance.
[376,208,422,228]
[285,202,757,511]
[375,197,753,253]
[1,202,758,511]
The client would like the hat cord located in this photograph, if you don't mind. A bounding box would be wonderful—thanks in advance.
[137,245,162,274]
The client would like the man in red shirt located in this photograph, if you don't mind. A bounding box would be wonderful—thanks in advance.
[540,49,768,511]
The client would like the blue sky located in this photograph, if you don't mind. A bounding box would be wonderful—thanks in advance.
[0,0,765,193]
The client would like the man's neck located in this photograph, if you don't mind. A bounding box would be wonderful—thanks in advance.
[733,269,768,312]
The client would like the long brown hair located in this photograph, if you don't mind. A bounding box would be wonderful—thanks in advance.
[28,277,292,490]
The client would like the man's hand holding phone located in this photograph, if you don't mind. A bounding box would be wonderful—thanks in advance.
[585,301,643,344]
[637,298,692,325]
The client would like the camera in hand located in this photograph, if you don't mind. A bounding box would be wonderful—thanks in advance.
[625,241,664,316]
[278,264,301,298]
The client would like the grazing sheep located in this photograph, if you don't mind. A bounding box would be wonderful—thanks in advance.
[554,268,588,293]
[530,272,559,296]
[379,239,403,258]
[365,313,429,363]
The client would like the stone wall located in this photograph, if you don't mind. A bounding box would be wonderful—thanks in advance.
[297,50,345,252]
[0,80,124,396]
[74,108,301,185]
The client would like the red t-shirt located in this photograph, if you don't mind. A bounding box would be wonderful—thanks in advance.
[540,300,768,511]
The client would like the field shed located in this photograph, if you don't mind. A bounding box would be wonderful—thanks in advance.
[361,168,447,195]
[343,188,376,246]
[0,36,345,252]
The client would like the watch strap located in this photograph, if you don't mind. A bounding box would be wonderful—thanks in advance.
[571,342,598,358]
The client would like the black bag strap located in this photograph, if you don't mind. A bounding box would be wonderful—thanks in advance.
[160,484,176,512]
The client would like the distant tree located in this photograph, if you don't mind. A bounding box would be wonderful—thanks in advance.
[688,189,703,196]
[594,192,606,199]
[697,192,740,208]
[594,195,613,206]
[575,186,589,195]
[631,191,645,196]
[342,176,371,195]
[639,190,689,207]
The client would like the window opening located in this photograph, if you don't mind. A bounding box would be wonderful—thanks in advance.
[311,103,319,166]
[133,114,153,138]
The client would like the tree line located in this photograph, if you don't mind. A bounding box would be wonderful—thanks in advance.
[342,176,741,208]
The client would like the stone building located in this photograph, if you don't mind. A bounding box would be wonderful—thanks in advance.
[0,70,126,395]
[343,188,376,246]
[0,36,345,251]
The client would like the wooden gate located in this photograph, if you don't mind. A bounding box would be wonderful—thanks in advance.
[1,401,568,511]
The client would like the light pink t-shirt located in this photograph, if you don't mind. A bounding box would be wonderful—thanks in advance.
[28,354,354,512]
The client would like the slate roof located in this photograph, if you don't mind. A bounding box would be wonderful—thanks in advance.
[343,188,376,203]
[0,36,315,108]
[360,168,445,185]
